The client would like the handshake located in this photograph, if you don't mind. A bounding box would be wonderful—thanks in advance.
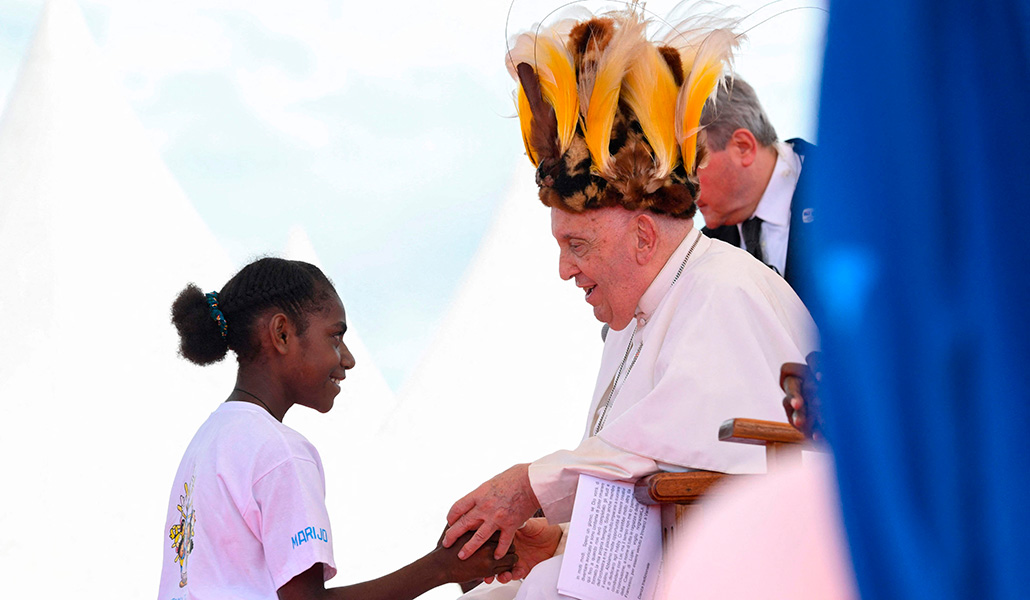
[439,463,560,586]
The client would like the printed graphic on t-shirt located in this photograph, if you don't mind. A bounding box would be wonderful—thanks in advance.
[168,476,197,588]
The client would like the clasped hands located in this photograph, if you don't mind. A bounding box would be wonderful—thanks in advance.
[441,463,563,584]
[781,352,823,441]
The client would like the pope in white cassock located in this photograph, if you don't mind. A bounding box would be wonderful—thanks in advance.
[442,8,818,599]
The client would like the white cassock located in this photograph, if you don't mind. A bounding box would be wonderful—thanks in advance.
[461,228,818,600]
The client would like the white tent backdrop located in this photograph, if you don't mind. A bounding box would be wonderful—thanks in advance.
[0,1,234,597]
[0,1,395,597]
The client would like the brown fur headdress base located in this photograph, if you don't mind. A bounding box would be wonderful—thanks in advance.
[532,104,705,219]
[508,8,738,219]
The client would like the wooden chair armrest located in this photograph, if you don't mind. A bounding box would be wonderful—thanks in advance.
[720,418,807,471]
[718,418,805,446]
[633,471,732,505]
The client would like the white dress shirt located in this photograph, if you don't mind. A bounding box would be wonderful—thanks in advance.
[738,141,803,275]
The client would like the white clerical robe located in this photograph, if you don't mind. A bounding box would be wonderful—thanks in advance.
[461,228,818,600]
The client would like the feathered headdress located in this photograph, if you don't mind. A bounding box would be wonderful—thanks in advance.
[506,5,740,218]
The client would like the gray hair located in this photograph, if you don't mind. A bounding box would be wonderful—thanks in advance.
[699,77,778,150]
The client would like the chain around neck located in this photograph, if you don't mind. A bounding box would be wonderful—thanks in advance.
[593,230,703,436]
[232,387,279,421]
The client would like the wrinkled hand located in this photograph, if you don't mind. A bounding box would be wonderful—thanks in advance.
[486,517,563,584]
[443,464,540,562]
[433,529,519,585]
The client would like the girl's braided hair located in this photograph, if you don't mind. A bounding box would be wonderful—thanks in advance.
[171,257,335,365]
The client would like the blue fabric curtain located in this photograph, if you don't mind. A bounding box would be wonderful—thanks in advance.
[809,1,1030,598]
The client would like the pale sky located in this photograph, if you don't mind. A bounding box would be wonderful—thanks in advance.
[0,0,828,388]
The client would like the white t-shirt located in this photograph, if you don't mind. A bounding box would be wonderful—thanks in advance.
[158,402,337,600]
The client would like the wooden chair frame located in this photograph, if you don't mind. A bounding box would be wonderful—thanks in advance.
[633,418,805,506]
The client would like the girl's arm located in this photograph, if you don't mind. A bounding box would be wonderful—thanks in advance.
[277,532,518,600]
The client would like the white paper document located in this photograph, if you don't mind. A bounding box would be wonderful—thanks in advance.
[557,474,663,600]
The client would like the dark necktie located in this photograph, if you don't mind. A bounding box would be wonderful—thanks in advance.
[741,217,764,263]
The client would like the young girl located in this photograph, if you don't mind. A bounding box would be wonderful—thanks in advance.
[159,257,515,599]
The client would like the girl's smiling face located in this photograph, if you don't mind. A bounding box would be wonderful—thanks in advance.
[289,291,355,414]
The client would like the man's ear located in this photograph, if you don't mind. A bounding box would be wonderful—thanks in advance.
[268,313,291,355]
[730,128,759,168]
[634,214,659,266]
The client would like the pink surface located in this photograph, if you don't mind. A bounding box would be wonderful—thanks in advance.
[664,458,858,599]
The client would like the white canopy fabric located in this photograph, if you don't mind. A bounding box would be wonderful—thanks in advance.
[0,1,237,597]
[380,163,604,598]
[0,2,387,597]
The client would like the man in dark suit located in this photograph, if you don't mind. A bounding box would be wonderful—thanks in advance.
[698,77,816,306]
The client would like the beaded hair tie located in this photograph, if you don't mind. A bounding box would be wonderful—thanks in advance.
[205,291,228,340]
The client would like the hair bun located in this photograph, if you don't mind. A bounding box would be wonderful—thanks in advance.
[171,283,230,365]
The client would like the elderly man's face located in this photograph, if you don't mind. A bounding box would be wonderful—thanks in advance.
[551,207,644,330]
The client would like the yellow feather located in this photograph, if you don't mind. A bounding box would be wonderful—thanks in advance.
[678,60,721,173]
[515,86,538,166]
[506,28,579,156]
[534,34,578,155]
[584,15,646,176]
[676,29,738,173]
[622,43,679,178]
